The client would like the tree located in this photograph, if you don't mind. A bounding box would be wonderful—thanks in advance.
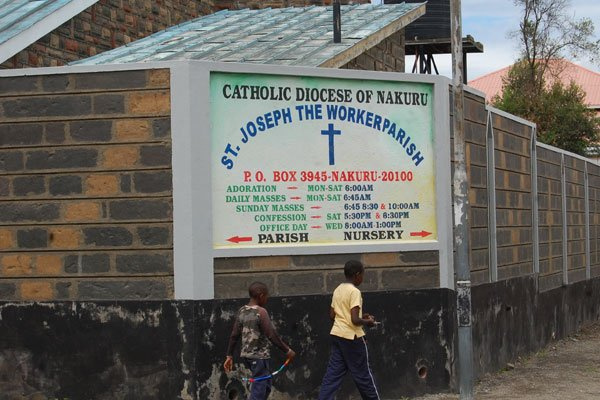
[493,0,600,155]
[493,61,599,154]
[511,0,599,92]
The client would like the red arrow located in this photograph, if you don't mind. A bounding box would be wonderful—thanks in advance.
[311,206,322,209]
[410,230,431,238]
[311,215,322,219]
[290,196,301,200]
[227,236,253,243]
[287,186,298,190]
[311,226,322,229]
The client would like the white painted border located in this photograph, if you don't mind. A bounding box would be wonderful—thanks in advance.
[0,0,99,64]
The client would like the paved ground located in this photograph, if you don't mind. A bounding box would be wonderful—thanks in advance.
[413,322,600,400]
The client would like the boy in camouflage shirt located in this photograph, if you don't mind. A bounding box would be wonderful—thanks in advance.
[224,282,296,400]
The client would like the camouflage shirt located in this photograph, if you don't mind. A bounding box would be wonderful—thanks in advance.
[227,305,289,359]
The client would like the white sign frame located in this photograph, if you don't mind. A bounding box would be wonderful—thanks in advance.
[170,61,454,298]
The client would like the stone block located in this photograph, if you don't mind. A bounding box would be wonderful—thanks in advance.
[17,228,48,249]
[55,282,73,299]
[277,272,325,295]
[128,91,170,115]
[214,257,250,272]
[0,229,14,249]
[152,118,171,138]
[74,71,147,90]
[42,74,70,92]
[0,151,24,172]
[249,256,291,270]
[85,174,119,196]
[215,273,275,299]
[0,123,43,146]
[1,255,33,275]
[2,96,92,118]
[83,227,133,246]
[133,171,172,193]
[380,266,439,289]
[13,176,45,196]
[115,119,150,141]
[137,226,170,245]
[109,199,171,220]
[102,146,139,168]
[116,254,171,273]
[70,120,113,142]
[93,94,125,114]
[78,279,167,300]
[26,148,98,170]
[36,255,63,275]
[0,282,16,299]
[326,269,378,292]
[45,122,66,143]
[49,175,82,196]
[140,145,171,167]
[20,281,53,300]
[65,201,101,222]
[49,228,81,248]
[0,203,59,223]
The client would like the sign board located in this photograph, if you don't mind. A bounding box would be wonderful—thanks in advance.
[210,72,437,250]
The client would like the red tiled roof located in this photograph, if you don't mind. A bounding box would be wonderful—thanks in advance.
[468,60,600,109]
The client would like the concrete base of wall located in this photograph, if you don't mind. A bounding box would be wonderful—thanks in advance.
[1,276,598,399]
[0,289,455,399]
[472,275,600,379]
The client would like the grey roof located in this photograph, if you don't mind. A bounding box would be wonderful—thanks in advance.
[73,3,425,67]
[0,0,98,64]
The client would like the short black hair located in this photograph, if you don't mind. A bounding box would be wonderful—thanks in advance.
[248,281,268,299]
[344,260,364,278]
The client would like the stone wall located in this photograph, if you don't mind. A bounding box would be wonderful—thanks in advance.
[1,0,214,69]
[214,251,440,298]
[340,31,406,72]
[0,69,173,300]
[537,146,564,290]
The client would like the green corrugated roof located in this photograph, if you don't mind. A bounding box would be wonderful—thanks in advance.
[73,3,425,67]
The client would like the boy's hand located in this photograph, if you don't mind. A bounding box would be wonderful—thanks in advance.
[224,356,233,372]
[364,315,376,327]
[286,348,296,360]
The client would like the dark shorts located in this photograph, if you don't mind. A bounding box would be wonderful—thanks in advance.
[243,357,272,400]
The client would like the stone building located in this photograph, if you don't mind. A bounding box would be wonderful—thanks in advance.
[0,0,370,69]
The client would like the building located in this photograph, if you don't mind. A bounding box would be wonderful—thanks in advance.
[0,0,371,69]
[468,59,600,114]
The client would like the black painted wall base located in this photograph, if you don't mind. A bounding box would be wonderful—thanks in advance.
[0,289,455,400]
[0,276,598,399]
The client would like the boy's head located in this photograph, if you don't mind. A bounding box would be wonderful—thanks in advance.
[248,281,269,306]
[344,260,365,286]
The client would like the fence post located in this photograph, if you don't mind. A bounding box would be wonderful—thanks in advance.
[486,111,498,282]
[531,127,539,275]
[585,162,591,280]
[561,154,568,285]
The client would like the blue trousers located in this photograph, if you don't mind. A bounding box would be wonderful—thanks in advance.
[318,335,380,400]
[243,358,272,400]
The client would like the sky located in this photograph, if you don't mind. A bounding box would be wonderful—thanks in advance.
[405,0,600,81]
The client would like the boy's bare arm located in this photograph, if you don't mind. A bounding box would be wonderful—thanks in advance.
[258,308,296,359]
[224,319,241,372]
[350,306,375,327]
[329,307,336,320]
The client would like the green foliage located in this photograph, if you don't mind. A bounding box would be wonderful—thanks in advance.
[493,62,600,155]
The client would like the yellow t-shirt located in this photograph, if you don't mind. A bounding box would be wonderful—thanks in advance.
[330,282,365,339]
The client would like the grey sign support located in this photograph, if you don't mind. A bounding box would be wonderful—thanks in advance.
[451,0,474,397]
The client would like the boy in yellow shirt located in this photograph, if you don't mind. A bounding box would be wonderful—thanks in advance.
[318,260,380,400]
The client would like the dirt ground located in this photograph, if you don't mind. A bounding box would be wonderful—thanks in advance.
[414,322,600,400]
